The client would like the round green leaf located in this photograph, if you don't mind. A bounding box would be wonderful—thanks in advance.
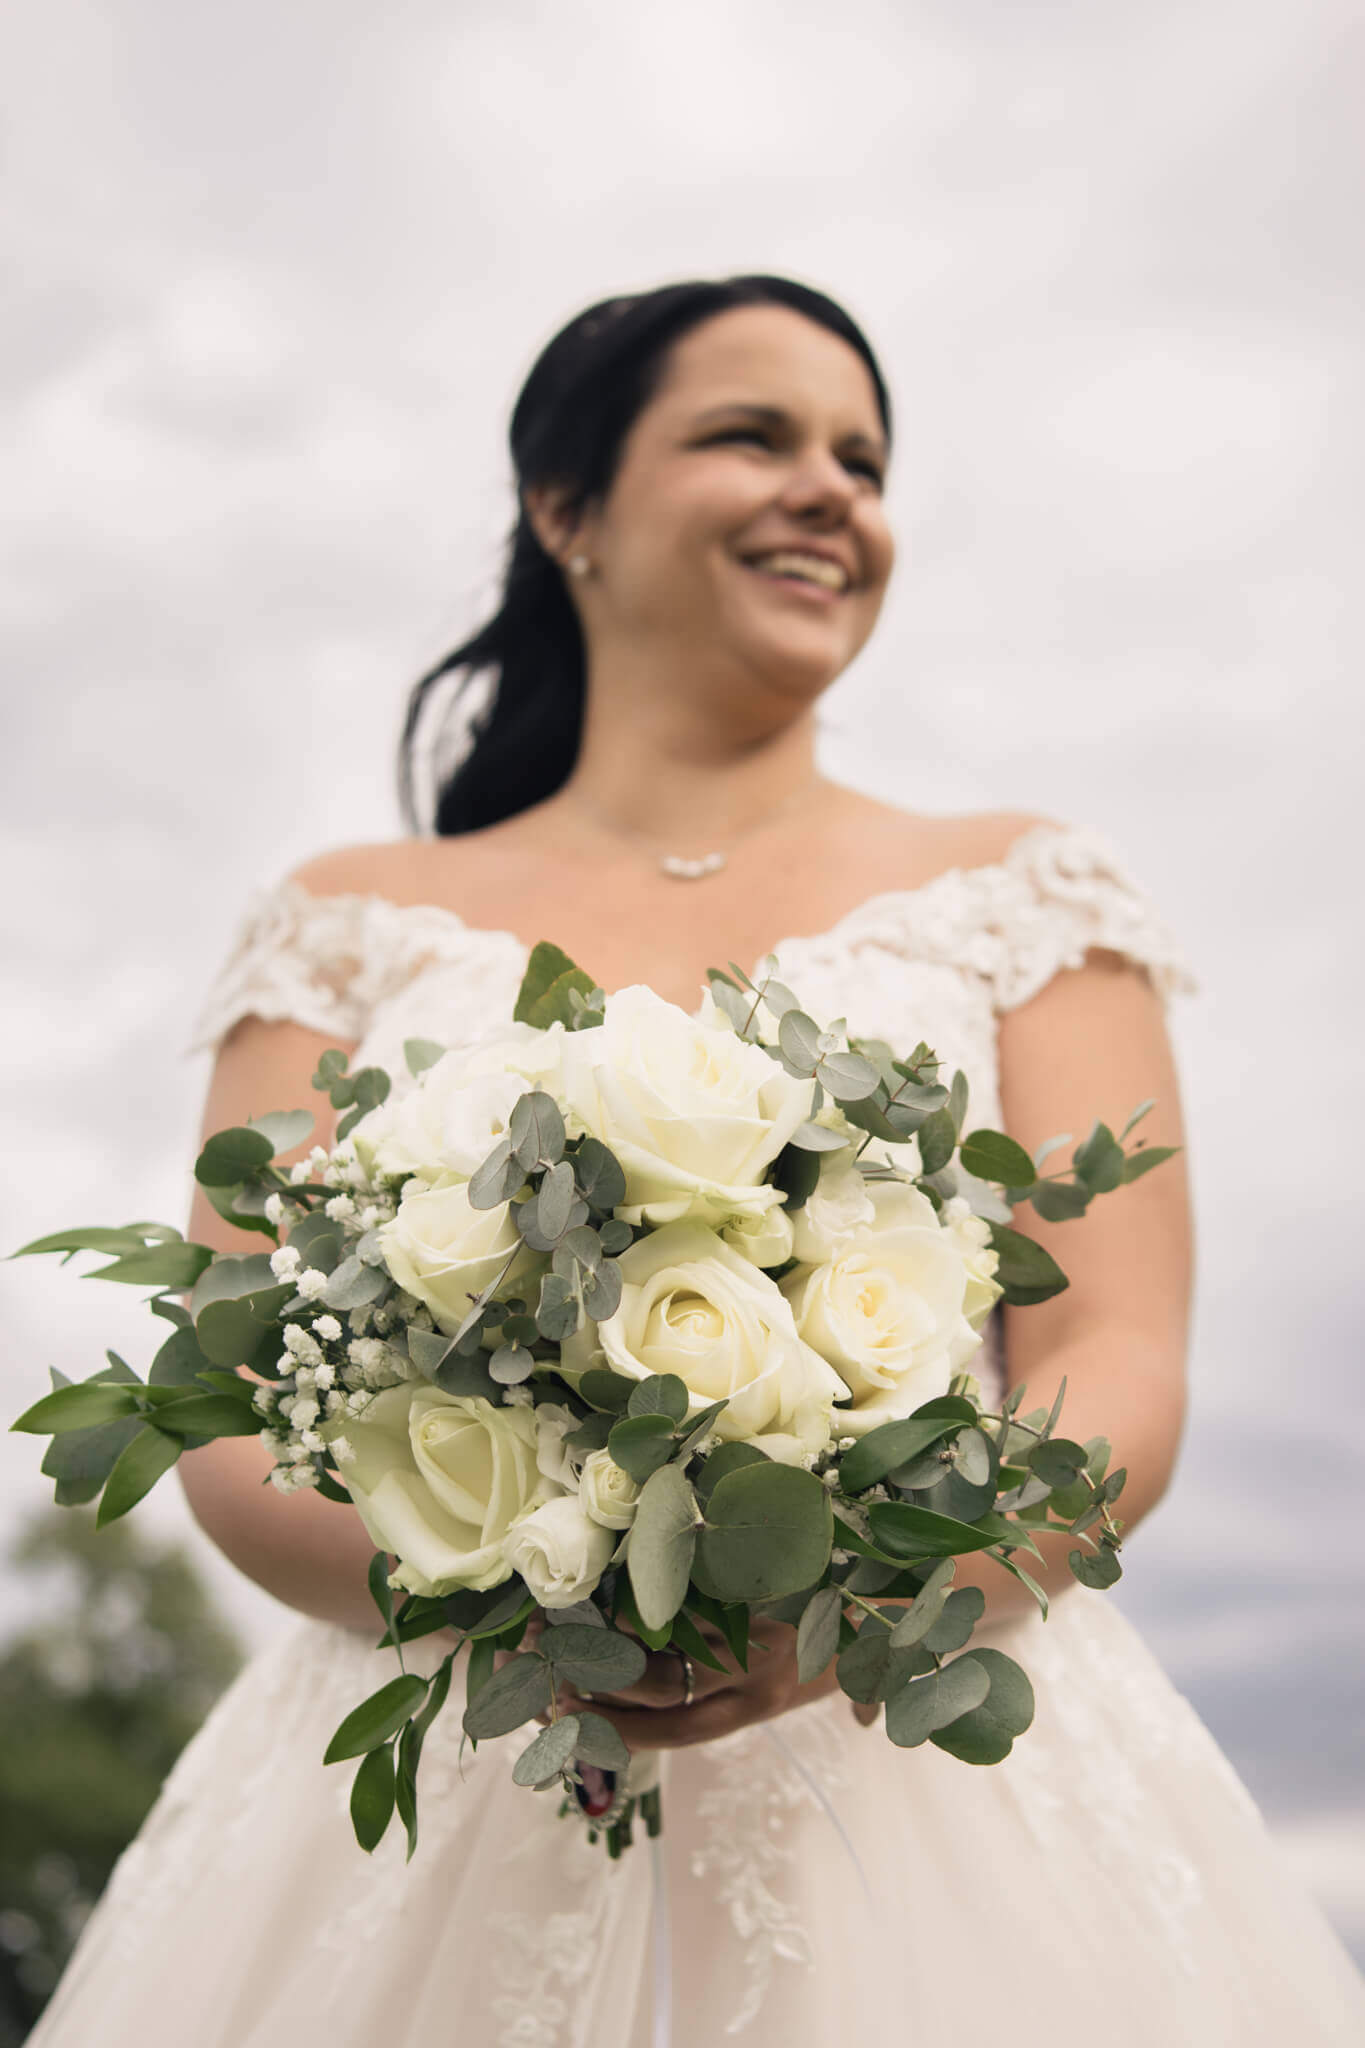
[837,1414,958,1493]
[460,1653,553,1740]
[927,1646,1035,1763]
[542,1624,648,1692]
[921,1585,985,1654]
[696,1463,833,1602]
[885,1653,991,1749]
[607,1412,678,1484]
[573,1710,631,1770]
[512,1715,580,1787]
[1069,1545,1123,1589]
[627,1374,690,1423]
[195,1127,275,1187]
[1029,1437,1088,1487]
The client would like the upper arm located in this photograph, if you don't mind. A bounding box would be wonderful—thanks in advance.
[995,942,1194,1399]
[185,1012,357,1257]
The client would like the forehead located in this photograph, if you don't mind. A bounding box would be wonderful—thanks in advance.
[650,304,885,435]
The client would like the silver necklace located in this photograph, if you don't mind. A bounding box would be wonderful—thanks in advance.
[566,776,823,880]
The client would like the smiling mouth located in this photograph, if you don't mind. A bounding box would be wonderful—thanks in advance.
[738,556,851,601]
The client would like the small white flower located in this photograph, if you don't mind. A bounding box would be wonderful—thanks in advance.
[296,1268,329,1301]
[325,1389,347,1417]
[309,1145,329,1171]
[270,1245,302,1280]
[282,1325,323,1367]
[291,1397,320,1431]
[359,1206,383,1231]
[289,1160,312,1185]
[299,1428,325,1454]
[252,1387,277,1415]
[270,1463,318,1494]
[330,1434,355,1464]
[838,1436,857,1450]
[313,1360,335,1389]
[264,1193,287,1226]
[313,1316,342,1344]
[325,1194,358,1222]
[347,1389,375,1417]
[502,1383,534,1407]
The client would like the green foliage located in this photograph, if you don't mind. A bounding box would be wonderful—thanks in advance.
[0,1508,243,2033]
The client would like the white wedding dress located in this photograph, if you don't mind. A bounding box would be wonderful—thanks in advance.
[28,822,1365,2047]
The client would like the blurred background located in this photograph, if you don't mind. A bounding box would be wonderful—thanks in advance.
[2,0,1361,2026]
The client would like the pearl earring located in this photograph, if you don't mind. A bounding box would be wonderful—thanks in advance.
[567,554,591,578]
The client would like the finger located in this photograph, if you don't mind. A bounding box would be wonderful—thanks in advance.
[563,1690,744,1753]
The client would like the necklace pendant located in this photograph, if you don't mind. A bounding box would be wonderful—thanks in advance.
[659,851,727,880]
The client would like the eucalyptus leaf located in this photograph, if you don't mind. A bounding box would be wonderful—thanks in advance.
[1069,1545,1123,1589]
[627,1374,690,1423]
[696,1462,833,1602]
[777,1009,822,1073]
[796,1585,844,1682]
[928,1646,1035,1764]
[921,1585,986,1654]
[1028,1437,1088,1488]
[692,1440,767,1508]
[194,1126,275,1187]
[573,1138,627,1213]
[627,1463,699,1630]
[322,1257,391,1311]
[461,1653,553,1740]
[403,1038,447,1077]
[887,1560,956,1647]
[959,1129,1035,1187]
[789,1120,852,1152]
[607,1412,677,1484]
[582,1260,622,1320]
[1073,1119,1125,1194]
[513,942,599,1031]
[573,1712,631,1771]
[915,1107,958,1176]
[543,1625,649,1692]
[512,1715,580,1787]
[817,1050,881,1102]
[468,1137,522,1211]
[885,1654,991,1748]
[1030,1180,1091,1223]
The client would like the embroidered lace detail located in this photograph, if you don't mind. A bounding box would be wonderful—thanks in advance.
[183,883,510,1056]
[182,825,1198,1106]
[688,1693,852,2034]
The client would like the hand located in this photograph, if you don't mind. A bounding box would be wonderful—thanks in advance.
[513,1611,879,1753]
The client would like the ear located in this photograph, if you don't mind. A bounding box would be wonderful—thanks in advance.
[522,479,587,566]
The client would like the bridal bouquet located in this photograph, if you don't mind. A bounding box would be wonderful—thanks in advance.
[10,942,1176,1859]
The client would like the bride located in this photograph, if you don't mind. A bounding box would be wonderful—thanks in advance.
[28,276,1364,2045]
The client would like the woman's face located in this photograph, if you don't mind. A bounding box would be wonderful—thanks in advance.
[545,303,896,707]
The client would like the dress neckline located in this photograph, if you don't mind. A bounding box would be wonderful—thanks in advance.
[283,820,1072,993]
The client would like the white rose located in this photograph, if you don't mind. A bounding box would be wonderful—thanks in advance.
[781,1183,986,1437]
[533,1401,585,1491]
[503,1494,615,1608]
[721,1204,795,1269]
[351,1022,568,1183]
[378,1179,544,1336]
[577,1448,642,1529]
[941,1195,1004,1329]
[557,984,815,1228]
[331,1385,556,1596]
[560,1219,845,1465]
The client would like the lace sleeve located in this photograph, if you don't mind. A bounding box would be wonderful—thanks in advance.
[183,881,472,1059]
[988,824,1201,1013]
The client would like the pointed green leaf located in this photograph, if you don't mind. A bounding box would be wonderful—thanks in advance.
[96,1424,183,1526]
[324,1673,432,1762]
[350,1741,397,1852]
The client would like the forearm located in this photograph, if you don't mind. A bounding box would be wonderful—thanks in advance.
[178,1433,381,1635]
[891,1329,1186,1631]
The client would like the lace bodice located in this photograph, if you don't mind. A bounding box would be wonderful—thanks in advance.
[187,820,1198,1104]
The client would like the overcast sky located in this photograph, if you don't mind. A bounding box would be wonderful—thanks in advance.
[2,0,1362,1964]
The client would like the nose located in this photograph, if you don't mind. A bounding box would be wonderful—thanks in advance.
[778,445,859,522]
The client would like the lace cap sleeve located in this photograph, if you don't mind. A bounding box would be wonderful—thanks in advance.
[985,823,1200,1012]
[184,881,472,1058]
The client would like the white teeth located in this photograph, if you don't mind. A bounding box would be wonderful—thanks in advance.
[746,551,848,591]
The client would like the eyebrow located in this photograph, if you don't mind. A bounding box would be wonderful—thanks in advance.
[690,401,888,464]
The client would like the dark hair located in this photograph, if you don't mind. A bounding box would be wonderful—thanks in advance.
[397,275,894,836]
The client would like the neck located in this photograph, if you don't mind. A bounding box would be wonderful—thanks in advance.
[548,697,828,852]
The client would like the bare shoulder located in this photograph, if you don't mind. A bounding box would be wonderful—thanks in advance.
[829,786,1067,874]
[286,838,471,907]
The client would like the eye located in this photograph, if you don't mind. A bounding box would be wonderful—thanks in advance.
[705,428,884,487]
